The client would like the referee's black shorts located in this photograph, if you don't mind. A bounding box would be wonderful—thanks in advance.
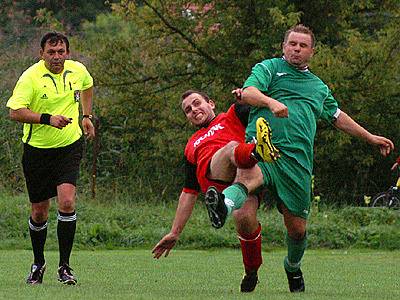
[22,138,83,203]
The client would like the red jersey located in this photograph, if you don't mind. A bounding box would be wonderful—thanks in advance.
[183,104,248,194]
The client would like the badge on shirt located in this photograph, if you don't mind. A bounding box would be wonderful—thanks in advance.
[74,90,80,102]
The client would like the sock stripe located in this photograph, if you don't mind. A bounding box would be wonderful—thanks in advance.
[285,256,301,269]
[57,212,77,222]
[28,219,48,231]
[235,182,249,195]
[237,231,261,242]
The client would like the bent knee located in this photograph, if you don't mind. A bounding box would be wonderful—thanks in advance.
[58,198,75,212]
[287,228,306,240]
[31,211,48,223]
[226,141,240,149]
[233,207,258,234]
[233,209,255,224]
[233,199,257,220]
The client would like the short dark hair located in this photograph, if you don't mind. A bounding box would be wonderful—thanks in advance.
[181,90,211,103]
[40,31,70,51]
[284,24,315,48]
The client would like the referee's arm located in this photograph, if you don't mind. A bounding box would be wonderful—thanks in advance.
[80,86,95,139]
[9,108,71,129]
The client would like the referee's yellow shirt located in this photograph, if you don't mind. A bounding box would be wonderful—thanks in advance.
[7,60,93,148]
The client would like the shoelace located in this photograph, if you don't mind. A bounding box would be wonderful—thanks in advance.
[60,265,74,276]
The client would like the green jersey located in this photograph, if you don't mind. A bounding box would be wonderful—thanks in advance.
[7,60,93,148]
[243,57,339,174]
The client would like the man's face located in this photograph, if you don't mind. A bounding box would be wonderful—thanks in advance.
[282,32,314,68]
[40,41,69,74]
[182,93,216,127]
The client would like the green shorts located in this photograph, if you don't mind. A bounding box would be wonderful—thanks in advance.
[258,153,312,219]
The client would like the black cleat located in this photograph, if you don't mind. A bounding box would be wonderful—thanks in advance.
[285,268,305,292]
[205,186,227,229]
[58,264,77,285]
[240,271,259,292]
[26,263,46,285]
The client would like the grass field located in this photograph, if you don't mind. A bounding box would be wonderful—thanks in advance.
[0,249,399,300]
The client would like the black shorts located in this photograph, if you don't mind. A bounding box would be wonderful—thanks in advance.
[22,138,83,203]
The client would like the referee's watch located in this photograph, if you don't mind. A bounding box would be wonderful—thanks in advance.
[83,114,93,120]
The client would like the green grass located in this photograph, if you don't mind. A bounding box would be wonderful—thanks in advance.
[1,191,399,251]
[0,249,399,300]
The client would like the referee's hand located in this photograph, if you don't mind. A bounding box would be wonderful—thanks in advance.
[50,115,72,129]
[82,117,95,140]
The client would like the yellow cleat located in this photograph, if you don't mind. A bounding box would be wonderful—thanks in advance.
[255,117,280,163]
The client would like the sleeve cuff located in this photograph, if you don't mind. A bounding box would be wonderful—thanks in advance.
[333,108,341,120]
[182,188,199,196]
[6,102,28,110]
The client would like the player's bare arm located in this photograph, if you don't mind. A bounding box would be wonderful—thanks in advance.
[152,192,197,259]
[334,110,394,156]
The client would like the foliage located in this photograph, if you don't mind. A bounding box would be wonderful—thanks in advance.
[76,1,302,198]
[0,0,114,35]
[312,20,400,204]
[0,0,399,203]
[1,192,399,250]
[291,0,400,46]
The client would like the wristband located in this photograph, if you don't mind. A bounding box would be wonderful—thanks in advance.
[83,114,93,120]
[40,113,52,125]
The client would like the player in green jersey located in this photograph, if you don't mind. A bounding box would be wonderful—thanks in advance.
[204,24,394,293]
[6,32,95,285]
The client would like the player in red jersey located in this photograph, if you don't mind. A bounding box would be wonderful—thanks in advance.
[152,89,277,292]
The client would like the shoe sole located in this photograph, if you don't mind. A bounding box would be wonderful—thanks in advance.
[58,278,77,285]
[205,187,223,229]
[256,117,280,162]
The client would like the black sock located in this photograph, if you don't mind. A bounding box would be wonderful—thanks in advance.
[57,210,77,266]
[28,217,47,266]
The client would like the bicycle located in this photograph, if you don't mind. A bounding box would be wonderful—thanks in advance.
[371,185,400,209]
[371,160,400,209]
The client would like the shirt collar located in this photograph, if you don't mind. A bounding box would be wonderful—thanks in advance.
[282,56,309,72]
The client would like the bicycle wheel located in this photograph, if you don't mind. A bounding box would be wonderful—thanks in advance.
[388,195,400,209]
[371,192,390,208]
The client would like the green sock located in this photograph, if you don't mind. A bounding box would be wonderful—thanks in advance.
[222,183,248,215]
[284,233,307,272]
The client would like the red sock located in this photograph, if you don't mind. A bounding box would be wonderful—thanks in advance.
[234,143,257,168]
[238,223,262,273]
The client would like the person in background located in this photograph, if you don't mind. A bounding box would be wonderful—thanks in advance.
[6,31,95,285]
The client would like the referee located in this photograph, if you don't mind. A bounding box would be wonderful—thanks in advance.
[6,32,94,285]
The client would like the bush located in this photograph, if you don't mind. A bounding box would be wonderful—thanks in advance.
[1,191,398,250]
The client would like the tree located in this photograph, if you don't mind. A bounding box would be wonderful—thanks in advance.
[77,0,399,202]
[312,20,400,203]
[77,1,302,196]
[1,0,398,202]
